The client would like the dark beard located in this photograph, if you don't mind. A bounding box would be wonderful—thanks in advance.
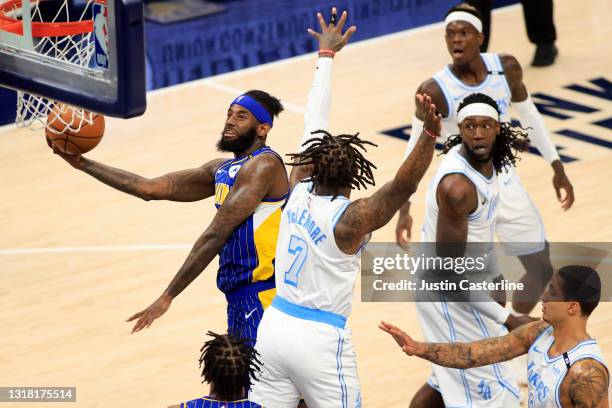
[217,126,258,154]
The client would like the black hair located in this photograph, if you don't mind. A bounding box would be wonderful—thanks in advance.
[199,331,261,401]
[558,265,601,316]
[442,93,529,173]
[287,130,378,200]
[445,3,483,21]
[244,90,284,119]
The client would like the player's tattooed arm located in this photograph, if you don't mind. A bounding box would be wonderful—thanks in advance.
[564,359,609,408]
[334,94,440,254]
[127,154,286,333]
[396,80,448,245]
[61,154,226,201]
[380,320,550,369]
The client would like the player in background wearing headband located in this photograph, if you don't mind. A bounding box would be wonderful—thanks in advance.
[50,90,289,344]
[382,266,609,408]
[409,93,532,408]
[396,3,574,316]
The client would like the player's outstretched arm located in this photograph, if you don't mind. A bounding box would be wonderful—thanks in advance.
[501,54,574,210]
[379,320,549,369]
[49,141,225,201]
[289,8,356,188]
[334,94,439,253]
[565,359,609,408]
[396,80,447,245]
[126,154,285,332]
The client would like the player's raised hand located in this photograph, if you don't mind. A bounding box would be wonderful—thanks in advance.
[127,293,172,333]
[307,7,356,54]
[379,321,421,356]
[416,93,442,137]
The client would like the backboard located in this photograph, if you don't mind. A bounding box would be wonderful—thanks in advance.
[0,0,146,119]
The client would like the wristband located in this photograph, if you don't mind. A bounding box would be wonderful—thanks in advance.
[424,128,439,139]
[318,49,336,57]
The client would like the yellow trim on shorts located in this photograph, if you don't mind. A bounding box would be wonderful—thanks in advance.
[258,288,276,309]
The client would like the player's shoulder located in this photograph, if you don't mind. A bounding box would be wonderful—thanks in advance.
[498,53,523,82]
[513,320,550,346]
[437,173,476,209]
[236,149,285,179]
[565,357,609,405]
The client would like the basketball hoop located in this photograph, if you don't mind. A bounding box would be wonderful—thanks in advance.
[0,0,108,132]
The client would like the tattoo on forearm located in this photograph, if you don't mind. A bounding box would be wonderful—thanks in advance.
[420,321,550,369]
[82,159,151,199]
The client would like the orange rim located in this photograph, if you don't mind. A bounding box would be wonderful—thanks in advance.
[0,0,103,37]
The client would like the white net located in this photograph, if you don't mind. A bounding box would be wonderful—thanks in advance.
[1,0,104,132]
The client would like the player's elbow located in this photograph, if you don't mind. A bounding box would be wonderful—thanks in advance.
[138,180,164,201]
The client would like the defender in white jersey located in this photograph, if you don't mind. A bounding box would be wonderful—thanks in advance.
[411,93,533,408]
[249,9,440,407]
[396,3,575,315]
[381,265,609,408]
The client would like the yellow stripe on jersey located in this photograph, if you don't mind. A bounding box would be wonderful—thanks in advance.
[251,204,282,282]
[258,287,276,309]
[215,182,230,206]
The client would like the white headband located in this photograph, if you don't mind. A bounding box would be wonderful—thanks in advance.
[444,11,483,33]
[457,103,499,123]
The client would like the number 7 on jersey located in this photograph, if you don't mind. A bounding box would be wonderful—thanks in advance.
[283,235,308,287]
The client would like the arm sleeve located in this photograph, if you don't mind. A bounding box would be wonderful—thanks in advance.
[513,96,560,163]
[402,116,425,159]
[469,301,511,325]
[298,57,333,152]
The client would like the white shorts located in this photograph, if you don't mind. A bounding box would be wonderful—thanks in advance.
[416,301,521,408]
[496,167,547,256]
[249,304,361,408]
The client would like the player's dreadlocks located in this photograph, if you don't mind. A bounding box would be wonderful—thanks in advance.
[287,130,378,200]
[442,93,529,174]
[199,331,261,401]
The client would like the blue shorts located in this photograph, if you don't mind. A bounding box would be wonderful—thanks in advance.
[226,280,275,346]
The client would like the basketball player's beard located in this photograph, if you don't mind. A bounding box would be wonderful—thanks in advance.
[217,126,257,154]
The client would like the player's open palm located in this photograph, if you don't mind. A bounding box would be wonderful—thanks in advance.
[307,7,356,54]
[127,294,172,333]
[379,321,420,356]
[416,93,442,137]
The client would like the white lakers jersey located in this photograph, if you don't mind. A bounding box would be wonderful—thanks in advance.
[274,181,361,319]
[433,53,512,140]
[527,326,609,408]
[422,145,499,244]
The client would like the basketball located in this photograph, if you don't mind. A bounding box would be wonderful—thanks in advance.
[46,104,105,155]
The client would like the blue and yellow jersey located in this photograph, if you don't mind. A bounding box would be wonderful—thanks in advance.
[213,146,286,296]
[179,396,262,408]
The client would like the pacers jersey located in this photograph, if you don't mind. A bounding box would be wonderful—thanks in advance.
[180,396,262,408]
[275,181,362,319]
[422,145,499,245]
[433,53,512,140]
[527,326,609,408]
[214,146,287,294]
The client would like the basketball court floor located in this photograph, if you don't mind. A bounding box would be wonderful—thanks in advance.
[1,2,611,406]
